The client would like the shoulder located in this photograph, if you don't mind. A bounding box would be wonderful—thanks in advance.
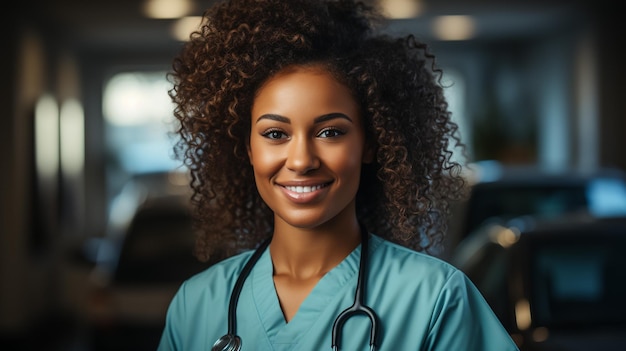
[368,234,468,290]
[160,249,262,350]
[176,249,256,298]
[369,234,458,275]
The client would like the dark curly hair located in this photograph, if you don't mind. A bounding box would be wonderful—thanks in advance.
[168,0,467,262]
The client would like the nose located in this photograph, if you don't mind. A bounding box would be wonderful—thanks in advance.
[286,136,319,174]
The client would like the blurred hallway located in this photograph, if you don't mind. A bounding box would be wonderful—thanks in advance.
[2,0,626,349]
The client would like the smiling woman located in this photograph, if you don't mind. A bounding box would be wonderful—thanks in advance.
[249,66,369,233]
[157,0,519,350]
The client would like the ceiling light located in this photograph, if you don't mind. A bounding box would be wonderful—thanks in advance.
[143,0,195,19]
[432,15,477,41]
[378,0,423,19]
[171,16,204,42]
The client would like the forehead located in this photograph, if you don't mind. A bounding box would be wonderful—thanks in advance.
[253,65,358,112]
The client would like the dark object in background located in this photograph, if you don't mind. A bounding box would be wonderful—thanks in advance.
[111,197,206,285]
[442,162,626,259]
[451,215,626,351]
[83,172,214,351]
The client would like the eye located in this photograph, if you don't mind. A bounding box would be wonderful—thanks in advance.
[317,127,345,138]
[261,128,288,140]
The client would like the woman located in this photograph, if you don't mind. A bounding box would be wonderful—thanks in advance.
[158,0,519,350]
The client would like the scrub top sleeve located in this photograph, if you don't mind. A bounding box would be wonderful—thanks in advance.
[425,270,520,351]
[157,282,188,351]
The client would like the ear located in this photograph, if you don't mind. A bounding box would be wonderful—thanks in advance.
[362,141,375,164]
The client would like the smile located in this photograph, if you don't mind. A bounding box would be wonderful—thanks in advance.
[284,184,327,193]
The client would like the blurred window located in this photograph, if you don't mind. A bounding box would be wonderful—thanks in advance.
[102,71,181,208]
[587,178,626,216]
[103,70,179,174]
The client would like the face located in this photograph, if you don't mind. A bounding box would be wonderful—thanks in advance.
[248,66,372,230]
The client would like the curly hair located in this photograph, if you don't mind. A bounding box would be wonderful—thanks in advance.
[168,0,467,262]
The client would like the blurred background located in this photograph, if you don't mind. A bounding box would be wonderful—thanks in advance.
[2,0,625,350]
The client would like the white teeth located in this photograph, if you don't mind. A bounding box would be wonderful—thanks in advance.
[285,184,324,193]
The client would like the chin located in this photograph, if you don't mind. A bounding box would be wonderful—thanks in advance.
[276,212,333,230]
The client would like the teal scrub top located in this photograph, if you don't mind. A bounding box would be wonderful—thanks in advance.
[158,234,519,350]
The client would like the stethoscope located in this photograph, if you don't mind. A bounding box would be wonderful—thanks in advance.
[211,224,380,351]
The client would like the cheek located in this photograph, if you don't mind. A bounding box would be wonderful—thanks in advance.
[328,145,363,177]
[248,141,281,177]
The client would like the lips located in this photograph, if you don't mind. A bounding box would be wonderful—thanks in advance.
[278,181,332,202]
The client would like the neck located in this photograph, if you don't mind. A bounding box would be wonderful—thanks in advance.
[269,217,361,280]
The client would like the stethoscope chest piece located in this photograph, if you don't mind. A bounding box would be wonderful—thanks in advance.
[211,334,242,351]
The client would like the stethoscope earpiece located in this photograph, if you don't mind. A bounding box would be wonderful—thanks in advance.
[211,334,242,351]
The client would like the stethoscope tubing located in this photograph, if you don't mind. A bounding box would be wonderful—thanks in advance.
[212,237,271,351]
[212,224,379,351]
[331,224,379,350]
[227,237,272,334]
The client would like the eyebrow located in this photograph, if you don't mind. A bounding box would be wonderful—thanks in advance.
[255,112,353,124]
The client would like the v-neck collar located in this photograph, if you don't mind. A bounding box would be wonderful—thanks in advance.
[251,241,361,346]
